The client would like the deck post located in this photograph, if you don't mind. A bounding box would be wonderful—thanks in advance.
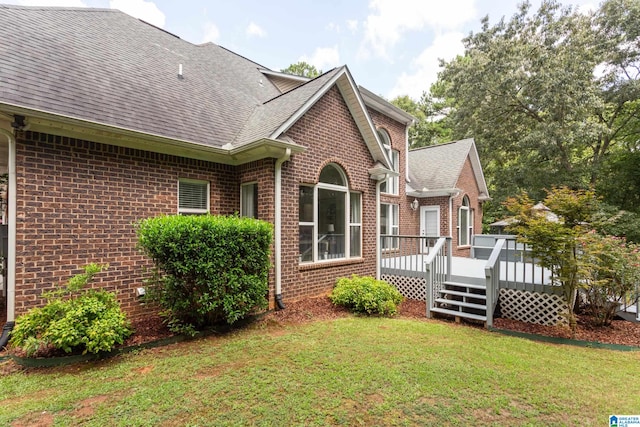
[425,263,433,318]
[446,237,452,282]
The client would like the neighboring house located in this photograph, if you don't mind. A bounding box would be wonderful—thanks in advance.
[0,5,488,332]
[407,139,490,256]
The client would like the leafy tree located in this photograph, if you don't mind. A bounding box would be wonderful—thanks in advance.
[391,89,454,148]
[280,61,321,78]
[504,187,596,332]
[432,0,640,223]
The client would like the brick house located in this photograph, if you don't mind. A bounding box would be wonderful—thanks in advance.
[0,5,488,335]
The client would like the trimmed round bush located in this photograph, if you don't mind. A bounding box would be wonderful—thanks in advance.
[136,214,272,335]
[330,275,403,316]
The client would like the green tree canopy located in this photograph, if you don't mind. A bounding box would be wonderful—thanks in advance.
[428,0,640,224]
[280,61,322,78]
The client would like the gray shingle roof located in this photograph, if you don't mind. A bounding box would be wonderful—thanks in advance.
[408,138,475,191]
[233,68,342,146]
[0,5,286,147]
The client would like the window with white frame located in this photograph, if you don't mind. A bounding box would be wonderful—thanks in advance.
[178,179,209,214]
[378,129,399,195]
[380,203,399,250]
[240,183,258,218]
[458,195,473,246]
[298,164,361,263]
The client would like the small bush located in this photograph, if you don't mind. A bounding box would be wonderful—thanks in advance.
[330,275,403,316]
[136,214,272,335]
[10,264,132,357]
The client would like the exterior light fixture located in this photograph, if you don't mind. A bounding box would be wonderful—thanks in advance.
[410,199,419,211]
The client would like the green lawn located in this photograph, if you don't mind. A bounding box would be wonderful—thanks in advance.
[1,317,639,426]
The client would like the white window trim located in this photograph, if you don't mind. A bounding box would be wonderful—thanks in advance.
[178,178,210,215]
[458,196,472,247]
[349,192,362,258]
[381,203,399,250]
[299,164,360,264]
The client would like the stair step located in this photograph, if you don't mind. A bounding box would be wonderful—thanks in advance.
[439,289,487,300]
[435,298,487,310]
[430,307,487,322]
[443,281,486,291]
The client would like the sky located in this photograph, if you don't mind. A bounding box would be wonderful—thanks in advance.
[6,0,598,101]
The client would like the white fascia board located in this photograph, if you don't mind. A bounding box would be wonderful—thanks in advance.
[359,86,415,125]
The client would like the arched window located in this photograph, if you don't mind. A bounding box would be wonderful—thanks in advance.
[458,195,473,246]
[299,164,361,263]
[378,129,399,195]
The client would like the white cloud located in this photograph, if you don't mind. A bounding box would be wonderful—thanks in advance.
[109,0,165,28]
[388,31,465,100]
[246,21,266,38]
[201,21,220,43]
[361,0,476,59]
[326,22,340,33]
[9,0,86,5]
[299,46,341,71]
[347,19,358,33]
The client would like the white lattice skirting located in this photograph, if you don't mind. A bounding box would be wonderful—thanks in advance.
[382,275,426,301]
[499,288,569,326]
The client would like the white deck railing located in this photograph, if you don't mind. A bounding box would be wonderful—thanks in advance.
[425,237,452,319]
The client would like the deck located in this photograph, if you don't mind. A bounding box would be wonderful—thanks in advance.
[381,254,553,285]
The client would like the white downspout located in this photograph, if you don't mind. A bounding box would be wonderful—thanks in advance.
[274,148,291,309]
[376,179,382,279]
[448,195,453,238]
[0,128,16,328]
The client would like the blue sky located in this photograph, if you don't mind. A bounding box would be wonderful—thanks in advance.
[7,0,597,100]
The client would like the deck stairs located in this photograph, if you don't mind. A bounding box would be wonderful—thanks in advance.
[430,280,488,323]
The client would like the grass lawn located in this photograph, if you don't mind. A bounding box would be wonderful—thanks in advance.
[1,316,639,426]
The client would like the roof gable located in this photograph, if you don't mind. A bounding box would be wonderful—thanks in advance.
[408,138,489,199]
[234,66,391,168]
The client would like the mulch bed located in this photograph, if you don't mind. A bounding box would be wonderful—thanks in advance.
[2,296,638,373]
[258,295,640,348]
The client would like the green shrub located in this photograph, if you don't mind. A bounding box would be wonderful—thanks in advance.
[330,275,403,316]
[136,214,272,335]
[10,264,132,357]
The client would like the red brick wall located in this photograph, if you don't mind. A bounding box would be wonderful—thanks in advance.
[452,157,483,257]
[14,131,240,318]
[368,109,417,235]
[279,86,379,300]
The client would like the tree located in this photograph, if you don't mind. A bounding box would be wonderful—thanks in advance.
[280,61,321,78]
[504,187,596,332]
[433,0,640,222]
[391,89,454,149]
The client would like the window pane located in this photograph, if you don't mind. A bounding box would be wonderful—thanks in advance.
[380,204,389,235]
[241,183,257,218]
[350,193,361,223]
[459,207,469,245]
[318,188,345,259]
[179,180,208,212]
[318,164,345,186]
[350,226,361,257]
[424,210,439,237]
[299,186,314,222]
[299,225,313,262]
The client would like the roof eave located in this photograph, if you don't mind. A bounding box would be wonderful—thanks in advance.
[407,188,462,198]
[359,86,415,125]
[1,103,305,165]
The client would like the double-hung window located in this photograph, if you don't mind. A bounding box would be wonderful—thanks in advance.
[178,179,209,214]
[380,203,399,250]
[298,164,361,263]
